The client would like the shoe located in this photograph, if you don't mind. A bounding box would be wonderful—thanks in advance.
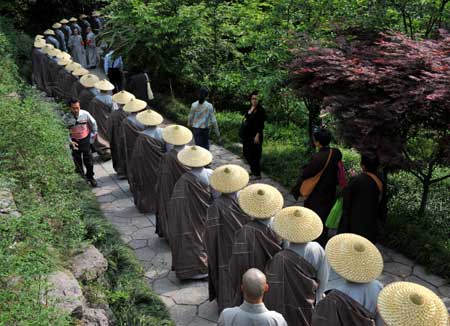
[88,178,97,187]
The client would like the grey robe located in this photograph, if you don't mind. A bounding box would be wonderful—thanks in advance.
[85,31,97,67]
[106,109,128,175]
[205,194,251,311]
[167,172,212,279]
[68,34,86,67]
[46,35,60,49]
[122,118,145,187]
[54,29,67,51]
[154,149,189,239]
[219,301,288,326]
[129,134,164,213]
[61,25,72,42]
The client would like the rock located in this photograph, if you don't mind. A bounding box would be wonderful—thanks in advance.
[45,270,85,314]
[71,245,108,281]
[0,189,20,217]
[81,308,109,326]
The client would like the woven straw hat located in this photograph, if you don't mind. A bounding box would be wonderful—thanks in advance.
[238,183,284,219]
[65,62,82,72]
[72,68,89,77]
[94,79,115,91]
[80,14,88,19]
[92,11,100,17]
[35,34,44,40]
[43,29,55,36]
[210,164,249,193]
[325,233,383,283]
[60,18,69,24]
[273,206,323,243]
[41,44,55,54]
[378,282,448,326]
[112,90,135,104]
[56,52,71,60]
[177,145,213,168]
[162,125,193,145]
[136,109,163,126]
[52,23,62,29]
[69,17,78,22]
[80,74,100,88]
[34,39,46,48]
[57,58,72,66]
[47,48,62,57]
[123,98,147,112]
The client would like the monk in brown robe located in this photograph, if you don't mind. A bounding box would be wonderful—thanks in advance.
[167,145,214,279]
[265,207,329,326]
[69,68,90,99]
[128,109,165,213]
[78,74,100,112]
[205,164,251,311]
[154,125,192,239]
[61,62,82,100]
[32,41,46,91]
[228,183,283,308]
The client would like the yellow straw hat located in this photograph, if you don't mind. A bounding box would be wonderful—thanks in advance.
[52,22,62,29]
[112,90,135,104]
[94,79,115,91]
[60,19,69,24]
[34,39,46,48]
[80,74,100,88]
[57,58,72,66]
[177,145,213,168]
[41,44,55,54]
[273,206,323,243]
[47,48,62,57]
[210,164,249,193]
[92,11,100,17]
[56,52,71,60]
[377,282,448,326]
[65,62,82,72]
[238,183,284,219]
[80,14,88,19]
[69,17,78,22]
[35,34,44,40]
[162,125,193,145]
[72,68,90,77]
[43,29,55,36]
[123,98,147,112]
[325,233,383,283]
[136,109,163,126]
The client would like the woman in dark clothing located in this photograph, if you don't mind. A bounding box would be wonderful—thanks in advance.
[242,91,265,179]
[338,153,384,243]
[291,128,342,246]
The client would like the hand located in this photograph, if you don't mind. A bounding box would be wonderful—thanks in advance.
[70,141,79,150]
[254,133,260,144]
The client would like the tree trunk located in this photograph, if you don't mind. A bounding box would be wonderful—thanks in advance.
[418,178,431,217]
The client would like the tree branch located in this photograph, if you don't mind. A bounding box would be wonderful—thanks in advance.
[430,173,450,184]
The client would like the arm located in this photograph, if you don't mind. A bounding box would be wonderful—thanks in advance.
[187,104,194,127]
[209,106,220,137]
[315,247,330,302]
[86,111,98,134]
[103,55,109,75]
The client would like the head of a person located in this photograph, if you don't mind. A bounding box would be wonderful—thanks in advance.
[313,128,332,148]
[250,91,259,108]
[69,98,81,117]
[361,153,380,173]
[86,26,92,33]
[240,268,268,304]
[73,28,79,35]
[198,87,209,104]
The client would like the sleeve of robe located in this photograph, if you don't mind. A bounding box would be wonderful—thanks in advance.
[304,243,330,302]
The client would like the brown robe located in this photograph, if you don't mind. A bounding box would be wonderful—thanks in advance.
[311,290,375,326]
[154,149,189,239]
[88,98,111,138]
[128,134,164,213]
[32,49,46,91]
[69,79,84,100]
[106,109,129,175]
[264,249,319,326]
[78,88,95,113]
[228,220,282,308]
[167,172,212,279]
[60,71,78,101]
[204,194,251,311]
[122,118,145,188]
[41,56,55,95]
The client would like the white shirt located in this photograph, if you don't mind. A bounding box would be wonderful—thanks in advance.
[219,301,287,326]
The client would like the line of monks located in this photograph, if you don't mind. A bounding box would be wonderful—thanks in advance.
[31,29,449,326]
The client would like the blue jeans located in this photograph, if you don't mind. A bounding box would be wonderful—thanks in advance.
[192,127,210,150]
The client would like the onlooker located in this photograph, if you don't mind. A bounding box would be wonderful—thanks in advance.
[91,11,103,33]
[187,87,220,150]
[218,268,287,326]
[291,128,342,246]
[68,28,86,67]
[126,71,154,104]
[104,50,124,93]
[241,91,265,180]
[69,17,82,34]
[44,29,60,49]
[85,27,97,69]
[338,153,384,243]
[52,23,67,51]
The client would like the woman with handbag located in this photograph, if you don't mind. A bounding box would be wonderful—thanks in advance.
[241,91,266,180]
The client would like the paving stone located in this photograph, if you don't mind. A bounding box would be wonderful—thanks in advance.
[378,272,402,285]
[153,277,180,295]
[112,206,144,218]
[413,265,447,287]
[159,295,176,309]
[134,247,156,262]
[128,239,147,250]
[144,256,171,280]
[106,215,131,225]
[97,194,116,203]
[131,216,153,228]
[187,317,217,326]
[147,237,171,254]
[165,286,209,305]
[383,262,413,278]
[168,304,197,326]
[132,226,156,240]
[119,234,131,244]
[389,251,415,267]
[167,271,208,289]
[438,285,450,297]
[198,300,219,322]
[405,276,438,294]
[116,224,139,236]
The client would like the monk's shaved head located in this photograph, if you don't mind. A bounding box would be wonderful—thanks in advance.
[242,268,268,301]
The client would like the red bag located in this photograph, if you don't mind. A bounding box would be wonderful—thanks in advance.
[337,160,347,189]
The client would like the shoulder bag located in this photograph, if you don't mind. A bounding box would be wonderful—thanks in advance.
[300,149,333,198]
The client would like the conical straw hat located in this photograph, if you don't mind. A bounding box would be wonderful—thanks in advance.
[92,11,100,17]
[43,29,55,36]
[65,62,82,72]
[112,90,135,104]
[34,40,46,48]
[80,14,88,19]
[69,17,78,22]
[41,44,55,54]
[210,164,249,193]
[162,125,193,145]
[47,48,62,57]
[123,98,147,112]
[57,58,72,66]
[80,74,100,88]
[325,233,383,283]
[56,52,71,60]
[52,22,62,29]
[377,282,448,326]
[136,109,163,126]
[177,145,212,168]
[273,206,323,243]
[60,19,69,24]
[72,68,90,77]
[238,183,284,219]
[35,34,44,40]
[94,79,115,91]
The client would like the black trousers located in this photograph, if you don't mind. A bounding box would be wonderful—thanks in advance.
[72,136,94,180]
[192,127,210,150]
[243,140,262,176]
[108,68,123,93]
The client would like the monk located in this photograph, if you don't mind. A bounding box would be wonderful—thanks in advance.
[32,38,47,91]
[78,74,100,112]
[60,61,81,100]
[228,183,283,308]
[128,109,165,212]
[264,206,329,326]
[311,234,384,326]
[205,164,251,311]
[154,125,192,239]
[70,68,90,99]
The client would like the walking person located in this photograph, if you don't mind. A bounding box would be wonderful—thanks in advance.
[241,91,265,180]
[85,27,97,69]
[104,50,124,93]
[68,28,87,67]
[187,87,220,150]
[67,98,98,187]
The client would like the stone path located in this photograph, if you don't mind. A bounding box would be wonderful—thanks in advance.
[91,141,449,325]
